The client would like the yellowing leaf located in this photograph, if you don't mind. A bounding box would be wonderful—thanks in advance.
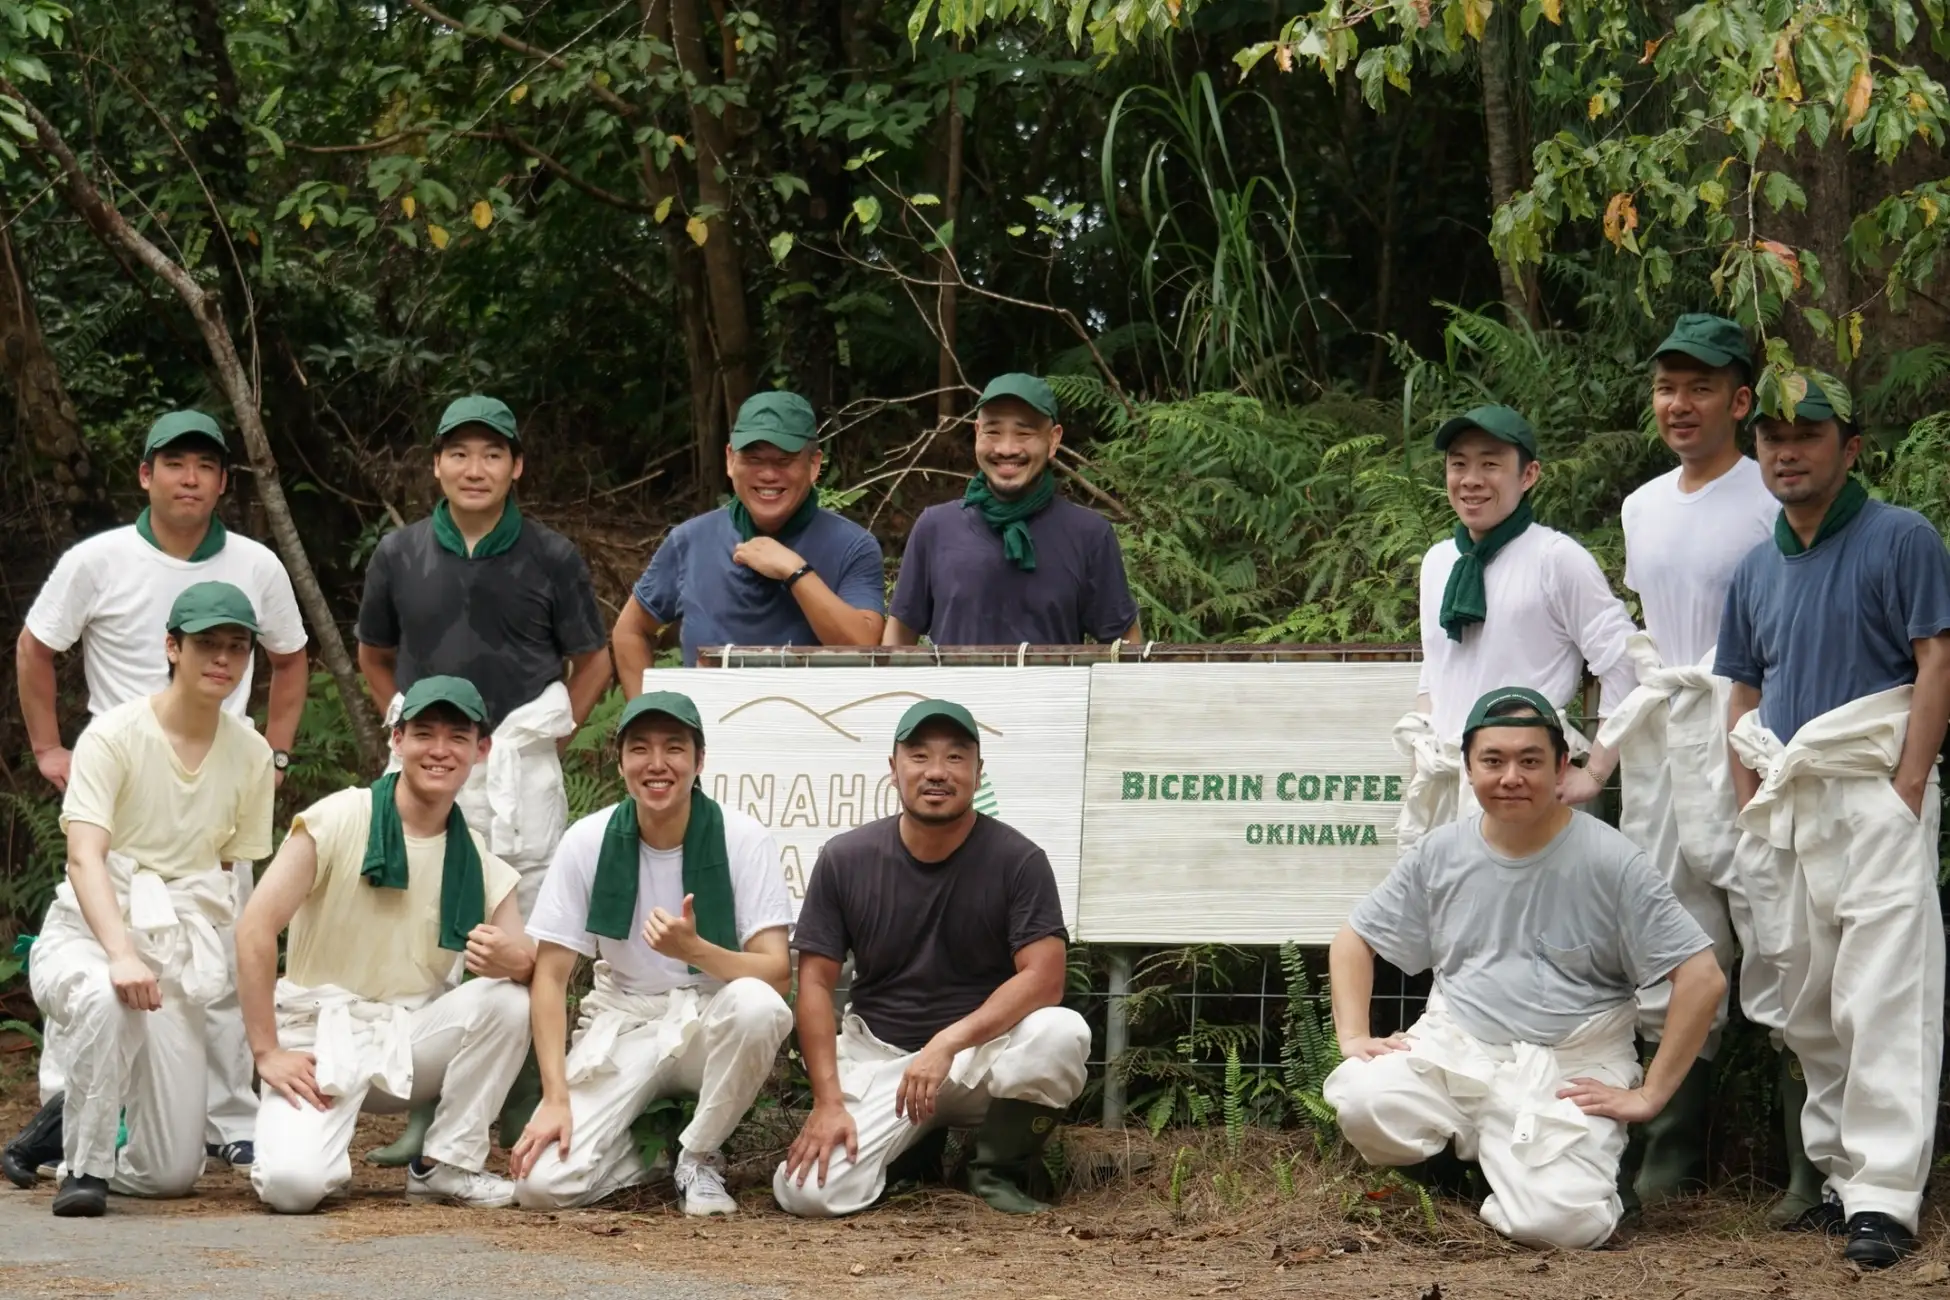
[298,210,315,230]
[1910,92,1929,113]
[1848,312,1865,357]
[667,134,686,150]
[1462,0,1492,41]
[653,195,674,224]
[402,195,417,219]
[1921,195,1940,226]
[1602,192,1639,248]
[1640,36,1663,63]
[471,200,493,230]
[1843,64,1873,131]
[245,229,260,246]
[686,215,708,246]
[1698,180,1728,208]
[1757,238,1803,288]
[1274,41,1294,72]
[1588,93,1607,120]
[1783,372,1809,407]
[428,224,450,250]
[509,84,529,105]
[1540,0,1561,24]
[1773,34,1801,102]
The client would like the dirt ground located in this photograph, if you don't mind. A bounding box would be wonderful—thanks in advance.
[4,1051,1949,1300]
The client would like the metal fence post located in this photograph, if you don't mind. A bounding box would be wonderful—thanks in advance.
[1103,947,1133,1128]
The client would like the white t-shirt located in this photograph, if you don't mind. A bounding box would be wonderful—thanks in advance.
[1621,458,1778,668]
[1417,523,1640,744]
[526,803,794,996]
[25,525,307,718]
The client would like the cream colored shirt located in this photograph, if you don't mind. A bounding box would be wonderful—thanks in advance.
[284,786,520,1004]
[61,697,274,879]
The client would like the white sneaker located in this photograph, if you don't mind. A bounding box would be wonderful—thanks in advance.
[406,1161,516,1209]
[674,1148,738,1217]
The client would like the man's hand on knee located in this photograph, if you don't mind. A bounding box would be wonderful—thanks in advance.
[1339,1033,1413,1062]
[784,1100,857,1189]
[510,1099,572,1179]
[1557,1076,1659,1124]
[109,952,161,1012]
[895,1040,953,1125]
[257,1048,328,1111]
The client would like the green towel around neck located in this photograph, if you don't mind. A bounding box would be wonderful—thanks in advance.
[587,789,737,973]
[1775,477,1868,556]
[431,498,522,559]
[359,772,485,953]
[1438,497,1535,642]
[728,491,819,543]
[136,507,226,563]
[964,468,1056,571]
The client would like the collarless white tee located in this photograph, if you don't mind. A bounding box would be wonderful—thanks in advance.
[25,525,308,718]
[1417,522,1640,744]
[1620,457,1778,668]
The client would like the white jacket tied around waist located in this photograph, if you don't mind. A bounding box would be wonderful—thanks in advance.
[46,852,235,1005]
[565,963,704,1086]
[1597,634,1739,877]
[386,681,574,865]
[1395,990,1638,1167]
[273,979,434,1100]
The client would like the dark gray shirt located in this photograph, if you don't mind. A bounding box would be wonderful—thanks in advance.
[792,814,1068,1051]
[1717,499,1950,742]
[889,496,1137,646]
[356,515,606,731]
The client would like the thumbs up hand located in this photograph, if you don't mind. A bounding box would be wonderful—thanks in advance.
[645,892,703,963]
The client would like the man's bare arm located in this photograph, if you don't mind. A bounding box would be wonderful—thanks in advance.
[1728,681,1763,808]
[236,826,321,1060]
[1895,633,1950,813]
[610,599,664,697]
[357,642,399,713]
[263,648,308,758]
[17,627,67,790]
[563,647,613,729]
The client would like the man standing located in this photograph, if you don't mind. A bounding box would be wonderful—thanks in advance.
[27,582,277,1216]
[612,391,885,684]
[1598,315,1789,1211]
[1327,687,1722,1250]
[7,411,307,1185]
[511,691,793,1215]
[1397,405,1639,846]
[774,699,1091,1218]
[238,676,536,1213]
[883,374,1139,647]
[1717,382,1950,1267]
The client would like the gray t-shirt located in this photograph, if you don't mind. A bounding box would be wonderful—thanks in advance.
[1348,810,1710,1046]
[1717,499,1950,743]
[889,495,1137,646]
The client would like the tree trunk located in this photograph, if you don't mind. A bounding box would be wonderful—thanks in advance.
[1778,139,1853,374]
[0,200,103,539]
[1476,17,1540,326]
[15,84,387,772]
[936,75,966,427]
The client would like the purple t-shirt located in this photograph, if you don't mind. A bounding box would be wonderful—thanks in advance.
[889,495,1138,646]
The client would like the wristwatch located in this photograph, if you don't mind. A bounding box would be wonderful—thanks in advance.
[783,563,816,589]
[272,750,291,773]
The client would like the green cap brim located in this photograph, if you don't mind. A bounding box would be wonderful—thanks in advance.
[1462,685,1563,739]
[893,699,981,744]
[398,674,489,724]
[616,691,706,742]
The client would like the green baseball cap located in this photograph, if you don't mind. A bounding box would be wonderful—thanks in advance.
[1433,404,1539,457]
[1461,685,1563,741]
[975,373,1060,421]
[729,391,818,453]
[166,581,260,635]
[398,675,489,725]
[616,690,706,743]
[893,698,981,745]
[1652,312,1751,373]
[435,395,519,444]
[144,410,227,459]
[1790,379,1837,423]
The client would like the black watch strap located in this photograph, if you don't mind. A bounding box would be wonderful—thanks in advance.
[783,563,815,589]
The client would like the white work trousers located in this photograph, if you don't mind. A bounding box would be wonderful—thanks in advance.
[1730,688,1943,1230]
[36,867,257,1148]
[771,1006,1092,1219]
[251,978,532,1213]
[514,977,793,1210]
[1325,996,1638,1250]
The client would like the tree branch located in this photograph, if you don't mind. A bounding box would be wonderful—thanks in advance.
[458,129,658,213]
[401,0,639,119]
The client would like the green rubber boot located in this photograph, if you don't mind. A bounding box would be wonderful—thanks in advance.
[365,1103,435,1167]
[1632,1054,1714,1204]
[1767,1050,1826,1229]
[961,1099,1062,1214]
[495,1050,543,1150]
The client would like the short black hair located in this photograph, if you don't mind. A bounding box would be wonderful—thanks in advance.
[145,434,229,469]
[616,716,705,757]
[164,626,256,681]
[394,701,483,737]
[1462,699,1569,764]
[1653,351,1754,392]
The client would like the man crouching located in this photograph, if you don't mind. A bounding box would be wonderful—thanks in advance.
[237,676,536,1212]
[1325,686,1723,1249]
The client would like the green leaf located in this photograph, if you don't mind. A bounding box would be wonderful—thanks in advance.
[908,192,940,206]
[769,231,795,264]
[850,195,881,232]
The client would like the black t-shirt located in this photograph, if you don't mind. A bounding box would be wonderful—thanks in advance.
[792,814,1068,1051]
[355,514,607,731]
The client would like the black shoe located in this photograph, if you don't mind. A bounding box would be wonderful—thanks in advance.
[1781,1198,1845,1235]
[50,1173,107,1218]
[3,1094,64,1189]
[1841,1212,1915,1268]
[206,1141,254,1168]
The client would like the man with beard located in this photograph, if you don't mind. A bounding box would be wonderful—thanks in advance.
[773,700,1091,1218]
[884,374,1139,647]
[27,583,277,1216]
[613,391,885,681]
[239,676,536,1213]
[7,411,308,1186]
[511,691,793,1216]
[1717,381,1950,1267]
[1326,687,1722,1250]
[1396,406,1639,847]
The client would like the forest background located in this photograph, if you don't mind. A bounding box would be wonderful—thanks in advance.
[4,0,1950,1188]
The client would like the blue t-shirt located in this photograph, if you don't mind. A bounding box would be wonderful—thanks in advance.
[888,496,1138,646]
[632,507,886,665]
[1717,499,1950,741]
